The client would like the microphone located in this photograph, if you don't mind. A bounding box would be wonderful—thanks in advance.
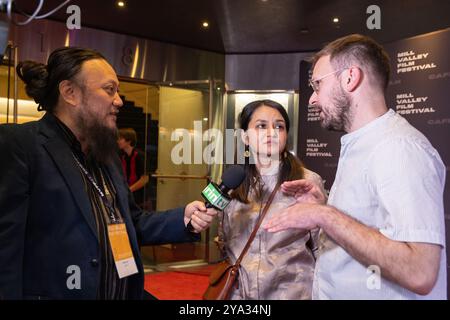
[186,165,246,232]
[201,165,246,210]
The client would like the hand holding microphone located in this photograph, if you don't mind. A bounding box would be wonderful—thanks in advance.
[186,165,246,233]
[201,165,246,210]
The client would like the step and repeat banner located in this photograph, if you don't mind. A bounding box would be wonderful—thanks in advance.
[384,29,450,219]
[298,28,450,293]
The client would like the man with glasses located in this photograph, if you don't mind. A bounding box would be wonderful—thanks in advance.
[265,34,446,299]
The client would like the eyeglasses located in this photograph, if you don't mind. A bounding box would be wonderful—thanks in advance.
[309,68,348,93]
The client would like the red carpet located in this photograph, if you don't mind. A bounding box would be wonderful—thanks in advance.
[144,267,214,300]
[170,264,219,276]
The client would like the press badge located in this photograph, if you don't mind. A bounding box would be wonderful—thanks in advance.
[107,223,138,278]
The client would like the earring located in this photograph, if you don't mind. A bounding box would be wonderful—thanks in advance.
[244,145,250,158]
[284,151,288,158]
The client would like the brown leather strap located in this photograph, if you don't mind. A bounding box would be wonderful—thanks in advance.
[234,182,280,267]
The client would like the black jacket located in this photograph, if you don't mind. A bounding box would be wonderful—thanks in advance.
[0,113,198,299]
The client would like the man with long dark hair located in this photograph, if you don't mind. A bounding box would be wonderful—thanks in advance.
[0,47,217,299]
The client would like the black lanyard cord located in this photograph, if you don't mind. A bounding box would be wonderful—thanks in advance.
[72,154,120,224]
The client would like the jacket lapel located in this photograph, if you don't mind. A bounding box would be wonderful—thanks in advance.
[39,114,99,241]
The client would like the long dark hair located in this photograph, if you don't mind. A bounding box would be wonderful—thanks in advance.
[16,47,105,113]
[231,99,304,203]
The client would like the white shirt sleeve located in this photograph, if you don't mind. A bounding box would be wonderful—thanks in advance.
[368,137,446,246]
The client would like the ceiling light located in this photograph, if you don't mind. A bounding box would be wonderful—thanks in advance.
[333,17,339,23]
[202,21,209,28]
[117,1,125,7]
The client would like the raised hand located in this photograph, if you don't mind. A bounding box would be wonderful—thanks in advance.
[281,179,327,204]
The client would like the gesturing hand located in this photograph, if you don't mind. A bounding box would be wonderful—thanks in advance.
[263,202,323,233]
[281,179,327,204]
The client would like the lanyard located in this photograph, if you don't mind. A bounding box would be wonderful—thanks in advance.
[72,154,120,224]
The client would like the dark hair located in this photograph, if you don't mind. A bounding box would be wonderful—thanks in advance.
[311,34,391,90]
[118,128,137,147]
[16,47,106,113]
[231,99,304,203]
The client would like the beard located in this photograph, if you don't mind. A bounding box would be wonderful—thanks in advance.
[76,107,119,165]
[319,83,353,132]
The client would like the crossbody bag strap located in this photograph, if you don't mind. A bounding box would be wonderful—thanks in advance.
[234,181,281,267]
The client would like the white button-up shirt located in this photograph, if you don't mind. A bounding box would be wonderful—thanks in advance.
[313,109,447,300]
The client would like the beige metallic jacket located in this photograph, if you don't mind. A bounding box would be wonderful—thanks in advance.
[219,168,324,300]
